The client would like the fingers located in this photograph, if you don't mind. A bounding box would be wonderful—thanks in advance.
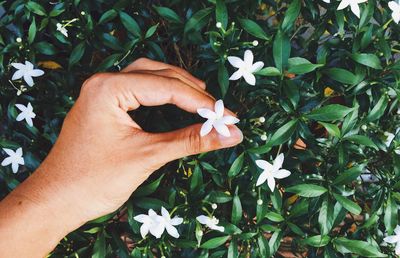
[122,58,206,90]
[151,123,243,163]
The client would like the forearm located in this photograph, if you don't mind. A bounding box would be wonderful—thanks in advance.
[0,166,86,257]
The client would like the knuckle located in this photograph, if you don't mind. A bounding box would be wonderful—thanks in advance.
[185,129,202,155]
[134,57,150,65]
[199,80,207,89]
[80,73,109,94]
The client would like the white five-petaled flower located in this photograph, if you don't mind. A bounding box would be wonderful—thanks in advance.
[56,23,68,37]
[389,1,400,24]
[227,50,264,86]
[255,153,291,192]
[159,207,183,238]
[11,61,44,87]
[16,103,36,127]
[337,0,367,18]
[384,225,400,255]
[197,100,239,137]
[196,215,225,232]
[1,148,24,173]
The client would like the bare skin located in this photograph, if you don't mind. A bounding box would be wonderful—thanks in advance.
[0,58,242,257]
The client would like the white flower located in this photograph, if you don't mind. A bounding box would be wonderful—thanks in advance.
[196,215,224,232]
[159,207,183,238]
[15,103,36,127]
[1,148,24,173]
[197,100,239,137]
[56,23,68,37]
[11,61,44,87]
[134,209,165,238]
[337,0,367,19]
[389,1,400,24]
[384,225,400,255]
[216,22,222,28]
[227,50,264,85]
[255,153,291,191]
[211,203,218,210]
[257,199,263,205]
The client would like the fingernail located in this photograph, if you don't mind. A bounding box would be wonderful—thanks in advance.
[220,126,243,145]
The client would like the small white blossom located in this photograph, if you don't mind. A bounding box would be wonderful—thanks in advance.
[252,40,259,46]
[57,23,68,37]
[257,199,263,205]
[1,148,24,173]
[259,116,266,123]
[361,125,367,131]
[384,225,400,255]
[15,103,36,127]
[134,209,165,238]
[227,49,264,86]
[196,215,224,232]
[197,100,239,137]
[256,153,291,192]
[11,61,44,87]
[260,134,268,141]
[216,22,222,28]
[211,203,218,210]
[160,207,183,238]
[389,1,400,24]
[337,0,367,19]
[16,37,22,43]
[80,11,86,15]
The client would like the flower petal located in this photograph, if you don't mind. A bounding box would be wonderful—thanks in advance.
[227,56,244,68]
[197,108,216,120]
[25,61,34,70]
[244,50,254,66]
[200,120,214,137]
[1,157,12,167]
[384,235,399,244]
[26,117,33,127]
[396,242,400,255]
[210,225,225,232]
[30,69,44,77]
[196,215,209,225]
[392,10,400,24]
[214,100,224,118]
[267,176,276,192]
[256,171,269,186]
[11,70,24,80]
[214,122,230,137]
[242,72,256,86]
[274,169,291,179]
[220,116,239,125]
[170,217,183,225]
[389,1,398,11]
[350,3,361,18]
[11,63,25,70]
[16,113,26,122]
[251,61,264,73]
[2,148,15,156]
[229,70,243,81]
[23,75,34,87]
[395,225,400,235]
[166,224,180,238]
[16,148,22,157]
[255,160,273,170]
[273,153,285,171]
[149,223,165,238]
[161,206,169,219]
[337,0,349,10]
[134,214,150,223]
[11,162,19,173]
[140,224,149,238]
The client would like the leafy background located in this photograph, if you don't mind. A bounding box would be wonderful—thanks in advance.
[1,0,400,257]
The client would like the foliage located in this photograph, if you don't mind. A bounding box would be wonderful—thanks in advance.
[1,0,400,257]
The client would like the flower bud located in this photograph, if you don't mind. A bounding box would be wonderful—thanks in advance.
[211,203,217,209]
[261,134,267,141]
[81,11,86,15]
[252,40,259,46]
[257,199,263,205]
[16,37,22,43]
[259,116,265,123]
[361,125,367,131]
[216,22,222,28]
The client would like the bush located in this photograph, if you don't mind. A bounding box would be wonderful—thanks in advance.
[1,0,400,257]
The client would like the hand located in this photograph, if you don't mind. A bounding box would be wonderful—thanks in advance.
[0,58,242,257]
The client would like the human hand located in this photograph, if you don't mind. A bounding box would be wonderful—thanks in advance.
[0,58,242,257]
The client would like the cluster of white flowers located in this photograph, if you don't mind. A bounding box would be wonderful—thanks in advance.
[1,61,44,173]
[134,207,224,239]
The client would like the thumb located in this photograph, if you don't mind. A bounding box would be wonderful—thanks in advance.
[153,123,243,162]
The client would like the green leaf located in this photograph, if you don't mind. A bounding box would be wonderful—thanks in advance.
[332,193,361,215]
[228,239,238,258]
[302,235,331,247]
[133,174,165,197]
[238,18,269,40]
[351,53,382,69]
[323,68,358,85]
[231,190,242,224]
[286,184,327,197]
[319,196,334,235]
[255,67,281,76]
[153,6,182,23]
[99,9,118,24]
[92,230,106,258]
[343,135,377,149]
[119,11,141,37]
[207,191,233,203]
[35,41,57,55]
[145,23,158,39]
[266,212,284,222]
[273,30,290,72]
[257,235,270,257]
[218,62,229,97]
[318,122,341,138]
[69,42,85,67]
[333,165,365,185]
[26,2,46,16]
[216,0,228,29]
[281,0,301,32]
[306,104,353,122]
[288,57,323,74]
[200,236,230,249]
[366,95,388,122]
[268,119,298,146]
[28,18,36,44]
[184,7,213,34]
[333,237,387,257]
[384,193,397,234]
[228,153,244,178]
[96,53,122,72]
[190,165,203,193]
[134,197,170,210]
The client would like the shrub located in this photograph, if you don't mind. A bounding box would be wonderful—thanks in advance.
[1,0,400,257]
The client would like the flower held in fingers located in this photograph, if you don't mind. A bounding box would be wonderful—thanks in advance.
[337,0,367,18]
[256,153,291,191]
[11,61,44,87]
[133,209,165,239]
[228,49,264,85]
[160,207,183,238]
[1,148,24,173]
[197,99,239,137]
[384,225,400,255]
[16,102,36,127]
[196,215,224,232]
